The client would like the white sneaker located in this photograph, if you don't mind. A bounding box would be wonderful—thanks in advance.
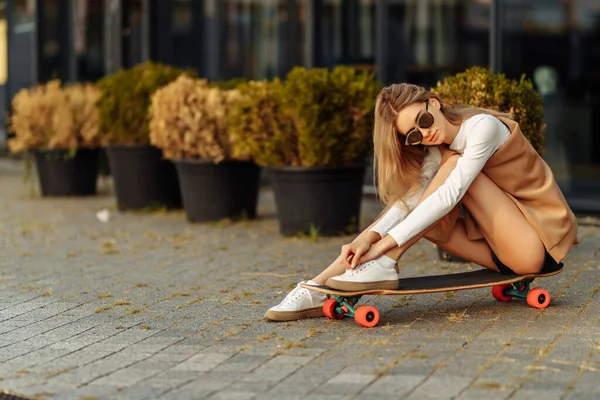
[264,281,328,321]
[326,260,399,291]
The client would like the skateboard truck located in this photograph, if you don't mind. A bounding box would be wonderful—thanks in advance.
[491,279,551,308]
[322,279,552,328]
[323,296,381,328]
[305,268,561,328]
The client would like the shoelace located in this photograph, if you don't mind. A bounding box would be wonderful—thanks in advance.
[281,284,309,305]
[346,261,375,276]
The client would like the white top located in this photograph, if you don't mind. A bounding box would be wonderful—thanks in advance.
[371,114,511,246]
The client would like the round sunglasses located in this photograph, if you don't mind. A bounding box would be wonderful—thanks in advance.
[401,101,434,145]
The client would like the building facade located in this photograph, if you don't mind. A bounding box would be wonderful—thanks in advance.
[1,0,599,212]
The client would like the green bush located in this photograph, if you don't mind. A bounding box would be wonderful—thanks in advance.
[209,78,248,91]
[432,66,545,154]
[96,61,194,146]
[229,79,297,166]
[229,66,382,167]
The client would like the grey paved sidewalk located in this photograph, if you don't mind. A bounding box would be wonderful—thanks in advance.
[0,158,599,400]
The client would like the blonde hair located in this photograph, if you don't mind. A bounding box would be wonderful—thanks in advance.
[373,83,512,207]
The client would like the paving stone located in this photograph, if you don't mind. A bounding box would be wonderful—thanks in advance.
[360,374,425,396]
[0,158,599,399]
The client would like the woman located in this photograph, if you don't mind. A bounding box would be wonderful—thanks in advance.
[264,83,578,322]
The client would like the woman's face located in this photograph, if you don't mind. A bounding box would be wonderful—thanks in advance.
[394,99,447,146]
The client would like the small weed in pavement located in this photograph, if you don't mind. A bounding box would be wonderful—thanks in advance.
[307,328,322,337]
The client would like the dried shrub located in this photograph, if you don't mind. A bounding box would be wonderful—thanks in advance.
[8,80,101,153]
[149,75,247,162]
[432,66,545,154]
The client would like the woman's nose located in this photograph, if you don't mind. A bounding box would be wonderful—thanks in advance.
[419,126,432,137]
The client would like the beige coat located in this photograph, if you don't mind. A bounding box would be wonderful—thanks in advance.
[427,117,578,263]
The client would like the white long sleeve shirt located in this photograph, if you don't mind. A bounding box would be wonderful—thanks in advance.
[371,114,510,245]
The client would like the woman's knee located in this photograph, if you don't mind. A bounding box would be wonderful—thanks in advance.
[496,247,546,275]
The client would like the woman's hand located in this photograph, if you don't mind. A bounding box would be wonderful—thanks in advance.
[354,235,398,266]
[340,231,382,269]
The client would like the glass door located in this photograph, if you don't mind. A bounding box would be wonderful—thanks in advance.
[500,0,600,211]
[73,0,105,82]
[220,0,306,80]
[381,0,490,86]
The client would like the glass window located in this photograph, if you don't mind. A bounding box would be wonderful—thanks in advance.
[383,0,490,86]
[221,0,306,80]
[13,0,35,26]
[37,0,67,82]
[500,0,600,209]
[122,0,144,68]
[170,0,197,69]
[0,0,6,85]
[74,0,105,82]
[321,0,376,70]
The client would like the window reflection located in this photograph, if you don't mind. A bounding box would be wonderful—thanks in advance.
[221,0,305,80]
[74,0,104,82]
[501,0,600,206]
[13,0,35,26]
[0,0,6,85]
[37,0,65,82]
[122,0,144,68]
[384,0,490,86]
[322,0,376,70]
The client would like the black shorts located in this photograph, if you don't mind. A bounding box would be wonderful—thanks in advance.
[491,250,564,276]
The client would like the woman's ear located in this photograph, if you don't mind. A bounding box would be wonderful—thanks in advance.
[429,98,442,110]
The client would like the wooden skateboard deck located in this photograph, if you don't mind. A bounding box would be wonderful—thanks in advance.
[300,267,563,328]
[300,267,562,297]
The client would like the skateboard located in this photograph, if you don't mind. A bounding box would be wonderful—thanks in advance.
[300,267,563,328]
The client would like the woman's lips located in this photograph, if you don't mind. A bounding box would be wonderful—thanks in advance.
[430,132,437,142]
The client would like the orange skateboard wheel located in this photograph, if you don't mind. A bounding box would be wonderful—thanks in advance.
[527,288,551,309]
[323,298,343,319]
[491,284,512,301]
[354,305,379,328]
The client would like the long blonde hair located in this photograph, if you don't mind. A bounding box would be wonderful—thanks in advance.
[373,83,512,207]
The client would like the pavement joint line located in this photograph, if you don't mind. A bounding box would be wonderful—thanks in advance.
[505,262,600,399]
[152,351,245,398]
[555,339,599,399]
[357,289,512,398]
[0,313,94,351]
[0,299,90,333]
[0,158,599,398]
[455,255,597,399]
[18,324,171,372]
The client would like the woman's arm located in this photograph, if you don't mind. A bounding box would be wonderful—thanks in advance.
[369,146,442,238]
[385,116,506,248]
[344,147,442,267]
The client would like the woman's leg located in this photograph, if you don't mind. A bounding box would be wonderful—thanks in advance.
[459,173,546,274]
[385,154,545,275]
[312,256,355,285]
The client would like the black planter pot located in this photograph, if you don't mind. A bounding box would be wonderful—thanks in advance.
[269,165,366,236]
[173,159,260,223]
[104,145,181,211]
[33,148,99,196]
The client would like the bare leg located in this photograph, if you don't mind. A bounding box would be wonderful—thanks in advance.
[312,256,348,285]
[459,173,545,274]
[428,217,497,270]
[385,153,545,275]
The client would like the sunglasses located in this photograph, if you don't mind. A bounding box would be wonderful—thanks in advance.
[402,101,434,145]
